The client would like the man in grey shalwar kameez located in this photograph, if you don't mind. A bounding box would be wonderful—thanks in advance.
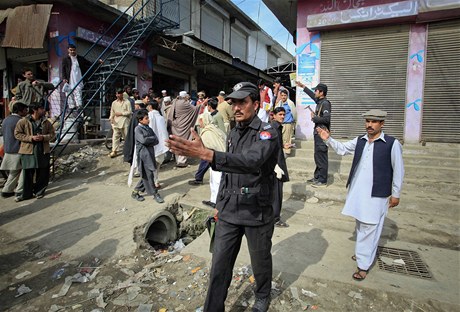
[168,91,201,167]
[316,109,404,281]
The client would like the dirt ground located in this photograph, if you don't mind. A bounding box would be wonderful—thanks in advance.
[0,143,458,312]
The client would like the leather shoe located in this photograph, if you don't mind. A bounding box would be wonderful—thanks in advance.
[188,180,203,186]
[311,181,327,188]
[131,192,145,202]
[1,192,15,198]
[153,193,164,203]
[252,296,270,312]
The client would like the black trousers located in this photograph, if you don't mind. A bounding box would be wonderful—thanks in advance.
[313,133,328,183]
[194,159,210,181]
[22,167,50,199]
[204,219,274,312]
[273,178,283,220]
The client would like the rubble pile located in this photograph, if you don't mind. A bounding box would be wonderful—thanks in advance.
[53,145,105,177]
[5,240,326,312]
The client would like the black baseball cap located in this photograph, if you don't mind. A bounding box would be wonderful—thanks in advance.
[313,83,328,93]
[225,82,258,101]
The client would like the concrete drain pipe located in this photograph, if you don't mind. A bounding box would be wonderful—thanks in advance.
[144,210,177,246]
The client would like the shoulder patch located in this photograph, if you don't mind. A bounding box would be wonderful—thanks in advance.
[323,110,329,114]
[263,124,272,130]
[260,131,272,140]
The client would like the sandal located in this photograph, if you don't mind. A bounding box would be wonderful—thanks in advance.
[352,268,368,281]
[351,255,356,261]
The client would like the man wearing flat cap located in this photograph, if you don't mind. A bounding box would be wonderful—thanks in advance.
[296,81,331,187]
[316,109,404,281]
[167,81,278,312]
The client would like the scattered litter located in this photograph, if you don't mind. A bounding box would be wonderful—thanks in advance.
[182,255,191,262]
[316,282,328,288]
[48,304,64,312]
[15,271,32,279]
[98,171,106,176]
[311,305,319,310]
[249,275,255,284]
[39,286,48,295]
[49,252,62,260]
[168,255,183,263]
[79,258,101,274]
[348,290,363,300]
[191,267,201,274]
[52,268,65,279]
[379,256,393,265]
[184,207,197,221]
[306,197,319,204]
[37,261,45,265]
[35,250,49,258]
[393,259,406,266]
[301,289,318,298]
[127,286,141,301]
[137,304,153,312]
[172,239,185,253]
[195,308,203,312]
[159,309,167,312]
[115,207,128,213]
[271,281,279,291]
[15,284,32,297]
[52,276,73,298]
[96,292,107,308]
[290,287,300,301]
[87,289,101,299]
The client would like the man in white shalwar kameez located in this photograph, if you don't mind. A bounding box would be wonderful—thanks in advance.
[148,101,169,188]
[316,109,404,281]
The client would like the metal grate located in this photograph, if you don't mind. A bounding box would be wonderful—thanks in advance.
[376,246,432,279]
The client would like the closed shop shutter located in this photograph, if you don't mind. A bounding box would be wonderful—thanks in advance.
[201,8,224,49]
[231,27,247,61]
[422,19,460,143]
[320,25,409,140]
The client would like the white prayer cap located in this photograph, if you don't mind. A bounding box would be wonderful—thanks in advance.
[161,90,167,94]
[179,91,187,97]
[163,96,171,102]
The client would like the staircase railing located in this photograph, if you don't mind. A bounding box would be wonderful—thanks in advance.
[50,0,179,165]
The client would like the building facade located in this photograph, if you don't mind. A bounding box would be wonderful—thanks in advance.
[264,0,460,143]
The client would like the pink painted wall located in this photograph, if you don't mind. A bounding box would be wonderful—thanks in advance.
[47,4,117,117]
[404,24,427,143]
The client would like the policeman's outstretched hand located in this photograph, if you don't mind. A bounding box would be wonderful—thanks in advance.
[166,128,214,162]
[316,127,330,141]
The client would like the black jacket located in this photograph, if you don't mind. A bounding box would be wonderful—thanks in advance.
[303,87,331,131]
[212,116,278,226]
[61,55,92,82]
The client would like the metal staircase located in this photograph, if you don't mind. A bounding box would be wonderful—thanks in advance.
[51,0,179,162]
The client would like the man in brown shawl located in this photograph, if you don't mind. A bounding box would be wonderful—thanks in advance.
[167,91,201,167]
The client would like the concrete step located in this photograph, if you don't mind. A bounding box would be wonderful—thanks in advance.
[293,140,460,157]
[286,141,460,184]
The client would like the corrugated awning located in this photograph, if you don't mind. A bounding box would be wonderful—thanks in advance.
[1,4,53,49]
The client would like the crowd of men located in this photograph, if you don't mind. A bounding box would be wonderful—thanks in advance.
[1,46,404,312]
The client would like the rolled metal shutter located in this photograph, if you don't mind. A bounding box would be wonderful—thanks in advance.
[320,25,409,139]
[422,19,460,143]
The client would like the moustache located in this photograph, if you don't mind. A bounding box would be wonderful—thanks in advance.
[367,127,374,130]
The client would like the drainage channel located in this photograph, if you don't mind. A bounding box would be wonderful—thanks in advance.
[134,199,213,251]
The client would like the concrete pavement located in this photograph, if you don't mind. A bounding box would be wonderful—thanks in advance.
[0,141,459,308]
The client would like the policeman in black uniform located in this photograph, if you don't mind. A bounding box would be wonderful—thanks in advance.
[296,81,331,187]
[166,82,278,312]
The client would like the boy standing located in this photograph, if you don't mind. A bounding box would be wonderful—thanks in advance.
[131,109,164,203]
